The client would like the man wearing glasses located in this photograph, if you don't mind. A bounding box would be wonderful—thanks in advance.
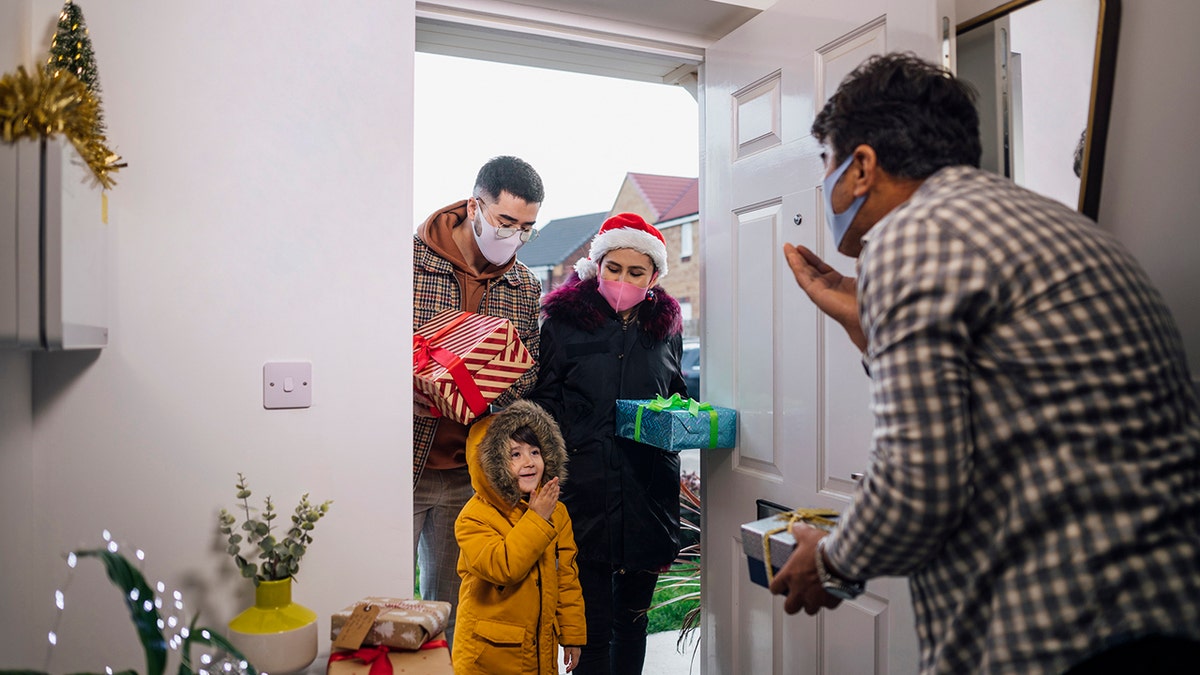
[412,155,543,647]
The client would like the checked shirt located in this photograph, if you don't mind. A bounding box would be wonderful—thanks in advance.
[824,166,1200,674]
[412,234,542,485]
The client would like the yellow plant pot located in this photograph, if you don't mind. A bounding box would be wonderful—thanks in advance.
[228,578,318,674]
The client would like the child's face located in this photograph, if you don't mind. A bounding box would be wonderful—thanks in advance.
[508,438,545,495]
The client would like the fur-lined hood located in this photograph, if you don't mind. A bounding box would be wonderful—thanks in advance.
[465,400,568,510]
[540,273,682,342]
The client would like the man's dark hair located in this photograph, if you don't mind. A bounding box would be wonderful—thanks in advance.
[474,156,545,204]
[812,52,982,179]
[510,425,542,450]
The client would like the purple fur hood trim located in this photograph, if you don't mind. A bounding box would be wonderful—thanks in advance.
[540,273,682,342]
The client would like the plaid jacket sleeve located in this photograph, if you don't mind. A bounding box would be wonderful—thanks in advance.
[486,263,541,407]
[411,235,542,484]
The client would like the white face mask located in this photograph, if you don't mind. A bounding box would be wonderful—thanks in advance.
[472,199,525,265]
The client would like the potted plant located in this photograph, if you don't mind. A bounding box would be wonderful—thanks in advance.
[217,473,332,675]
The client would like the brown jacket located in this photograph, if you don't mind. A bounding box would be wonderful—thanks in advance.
[412,201,542,484]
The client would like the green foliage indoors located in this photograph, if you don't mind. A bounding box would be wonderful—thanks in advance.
[218,473,332,584]
[0,549,256,675]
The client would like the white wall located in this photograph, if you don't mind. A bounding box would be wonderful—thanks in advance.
[0,0,41,663]
[1097,0,1200,378]
[0,348,34,660]
[0,1,415,672]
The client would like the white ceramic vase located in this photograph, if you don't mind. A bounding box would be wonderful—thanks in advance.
[228,578,318,674]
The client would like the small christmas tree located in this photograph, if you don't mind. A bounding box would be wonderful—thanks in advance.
[46,0,104,134]
[1,0,124,189]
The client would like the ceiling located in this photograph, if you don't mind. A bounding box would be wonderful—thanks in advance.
[415,0,769,87]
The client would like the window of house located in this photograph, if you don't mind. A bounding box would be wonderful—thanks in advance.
[680,221,694,260]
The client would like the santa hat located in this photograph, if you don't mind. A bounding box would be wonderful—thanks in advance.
[574,213,669,281]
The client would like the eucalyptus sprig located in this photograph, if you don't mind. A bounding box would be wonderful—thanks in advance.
[218,473,332,585]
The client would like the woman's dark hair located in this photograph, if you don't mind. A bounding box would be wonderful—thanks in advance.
[474,155,545,204]
[510,424,542,450]
[812,52,982,179]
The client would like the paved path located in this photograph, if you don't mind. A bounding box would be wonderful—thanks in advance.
[559,631,699,674]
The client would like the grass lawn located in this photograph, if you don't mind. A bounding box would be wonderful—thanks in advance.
[648,564,700,634]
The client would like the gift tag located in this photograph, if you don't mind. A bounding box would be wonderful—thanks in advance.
[332,603,382,651]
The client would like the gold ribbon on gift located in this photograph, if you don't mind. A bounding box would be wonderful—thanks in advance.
[761,508,840,586]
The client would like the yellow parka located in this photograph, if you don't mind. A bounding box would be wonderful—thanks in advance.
[453,401,586,675]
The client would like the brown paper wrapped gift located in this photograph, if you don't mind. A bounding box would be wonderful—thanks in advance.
[326,634,452,675]
[329,597,451,650]
[413,310,535,424]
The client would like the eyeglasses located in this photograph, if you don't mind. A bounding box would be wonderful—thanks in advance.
[495,225,539,243]
[477,199,539,243]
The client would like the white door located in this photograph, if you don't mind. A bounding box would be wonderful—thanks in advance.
[699,1,951,673]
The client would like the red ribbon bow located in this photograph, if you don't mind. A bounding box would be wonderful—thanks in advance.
[327,639,451,675]
[328,645,394,675]
[413,313,488,419]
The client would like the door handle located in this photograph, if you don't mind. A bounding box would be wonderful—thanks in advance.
[850,472,865,482]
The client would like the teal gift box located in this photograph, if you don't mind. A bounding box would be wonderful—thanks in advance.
[615,395,737,450]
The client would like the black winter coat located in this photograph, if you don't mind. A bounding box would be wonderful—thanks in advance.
[526,274,687,571]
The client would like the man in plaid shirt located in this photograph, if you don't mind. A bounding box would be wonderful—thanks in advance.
[772,53,1200,673]
[412,156,544,646]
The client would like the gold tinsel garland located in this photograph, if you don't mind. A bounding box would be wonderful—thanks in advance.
[0,65,124,189]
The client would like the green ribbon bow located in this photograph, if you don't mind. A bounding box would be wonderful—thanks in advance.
[634,394,720,449]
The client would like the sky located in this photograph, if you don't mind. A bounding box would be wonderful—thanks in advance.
[413,52,700,230]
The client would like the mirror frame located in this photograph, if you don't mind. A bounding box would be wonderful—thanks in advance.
[957,0,1121,220]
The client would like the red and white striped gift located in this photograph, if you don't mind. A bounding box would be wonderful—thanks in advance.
[413,309,534,424]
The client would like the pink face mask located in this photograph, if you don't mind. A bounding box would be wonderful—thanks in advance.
[598,275,655,314]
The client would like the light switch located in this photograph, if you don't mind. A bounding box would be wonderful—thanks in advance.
[264,362,311,409]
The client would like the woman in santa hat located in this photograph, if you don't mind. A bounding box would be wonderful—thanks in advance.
[526,212,688,675]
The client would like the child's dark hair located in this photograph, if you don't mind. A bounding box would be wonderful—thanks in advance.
[511,425,542,450]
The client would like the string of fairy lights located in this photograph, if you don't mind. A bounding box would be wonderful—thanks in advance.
[43,530,249,675]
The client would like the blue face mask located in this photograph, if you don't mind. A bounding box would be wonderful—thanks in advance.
[823,155,866,249]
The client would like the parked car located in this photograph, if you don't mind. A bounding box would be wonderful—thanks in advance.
[681,339,700,399]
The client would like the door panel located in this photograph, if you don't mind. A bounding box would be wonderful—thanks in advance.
[731,539,787,673]
[956,15,1013,178]
[816,21,887,496]
[735,72,784,159]
[700,1,945,673]
[736,201,787,473]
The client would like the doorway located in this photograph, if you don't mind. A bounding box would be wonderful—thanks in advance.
[413,38,704,673]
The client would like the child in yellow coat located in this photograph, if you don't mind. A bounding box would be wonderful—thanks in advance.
[453,400,586,674]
